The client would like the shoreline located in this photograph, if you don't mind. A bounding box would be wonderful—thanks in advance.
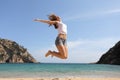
[0,78,120,80]
[0,77,120,80]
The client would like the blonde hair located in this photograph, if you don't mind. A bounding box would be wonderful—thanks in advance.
[48,14,60,29]
[48,14,59,21]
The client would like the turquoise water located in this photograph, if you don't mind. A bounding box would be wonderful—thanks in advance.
[0,63,120,78]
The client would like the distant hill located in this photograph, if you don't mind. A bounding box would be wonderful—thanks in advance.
[97,41,120,65]
[0,38,37,63]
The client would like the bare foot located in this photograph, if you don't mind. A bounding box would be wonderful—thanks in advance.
[45,50,52,57]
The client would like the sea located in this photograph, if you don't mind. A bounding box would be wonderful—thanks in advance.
[0,63,120,78]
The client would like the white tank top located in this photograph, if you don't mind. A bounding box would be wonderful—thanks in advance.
[57,21,67,34]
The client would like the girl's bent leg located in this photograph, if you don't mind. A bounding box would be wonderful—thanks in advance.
[56,45,67,59]
[64,45,68,58]
[45,45,67,59]
[45,50,65,59]
[45,50,52,57]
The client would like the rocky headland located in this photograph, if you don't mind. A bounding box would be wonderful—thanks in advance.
[0,38,37,63]
[97,41,120,65]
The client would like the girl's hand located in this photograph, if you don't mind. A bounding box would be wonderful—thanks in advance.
[34,19,40,22]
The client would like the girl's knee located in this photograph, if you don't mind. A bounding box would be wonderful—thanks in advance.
[61,54,68,59]
[63,56,67,59]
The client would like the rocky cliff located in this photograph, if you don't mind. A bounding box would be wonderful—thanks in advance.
[0,38,37,63]
[97,41,120,65]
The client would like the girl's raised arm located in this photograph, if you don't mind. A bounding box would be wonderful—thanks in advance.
[34,19,57,25]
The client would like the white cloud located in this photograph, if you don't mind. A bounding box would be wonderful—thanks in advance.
[68,41,82,49]
[67,38,118,63]
[105,9,120,14]
[64,9,120,21]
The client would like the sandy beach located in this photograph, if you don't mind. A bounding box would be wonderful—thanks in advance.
[0,78,120,80]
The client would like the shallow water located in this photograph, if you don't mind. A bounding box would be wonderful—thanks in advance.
[0,63,120,78]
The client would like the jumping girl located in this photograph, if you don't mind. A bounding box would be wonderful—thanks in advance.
[34,14,68,59]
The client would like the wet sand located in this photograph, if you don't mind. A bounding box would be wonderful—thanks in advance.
[0,78,120,80]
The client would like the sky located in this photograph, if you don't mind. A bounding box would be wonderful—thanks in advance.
[0,0,120,63]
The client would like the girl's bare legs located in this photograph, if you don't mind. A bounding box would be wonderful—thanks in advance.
[64,45,68,58]
[45,45,68,59]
